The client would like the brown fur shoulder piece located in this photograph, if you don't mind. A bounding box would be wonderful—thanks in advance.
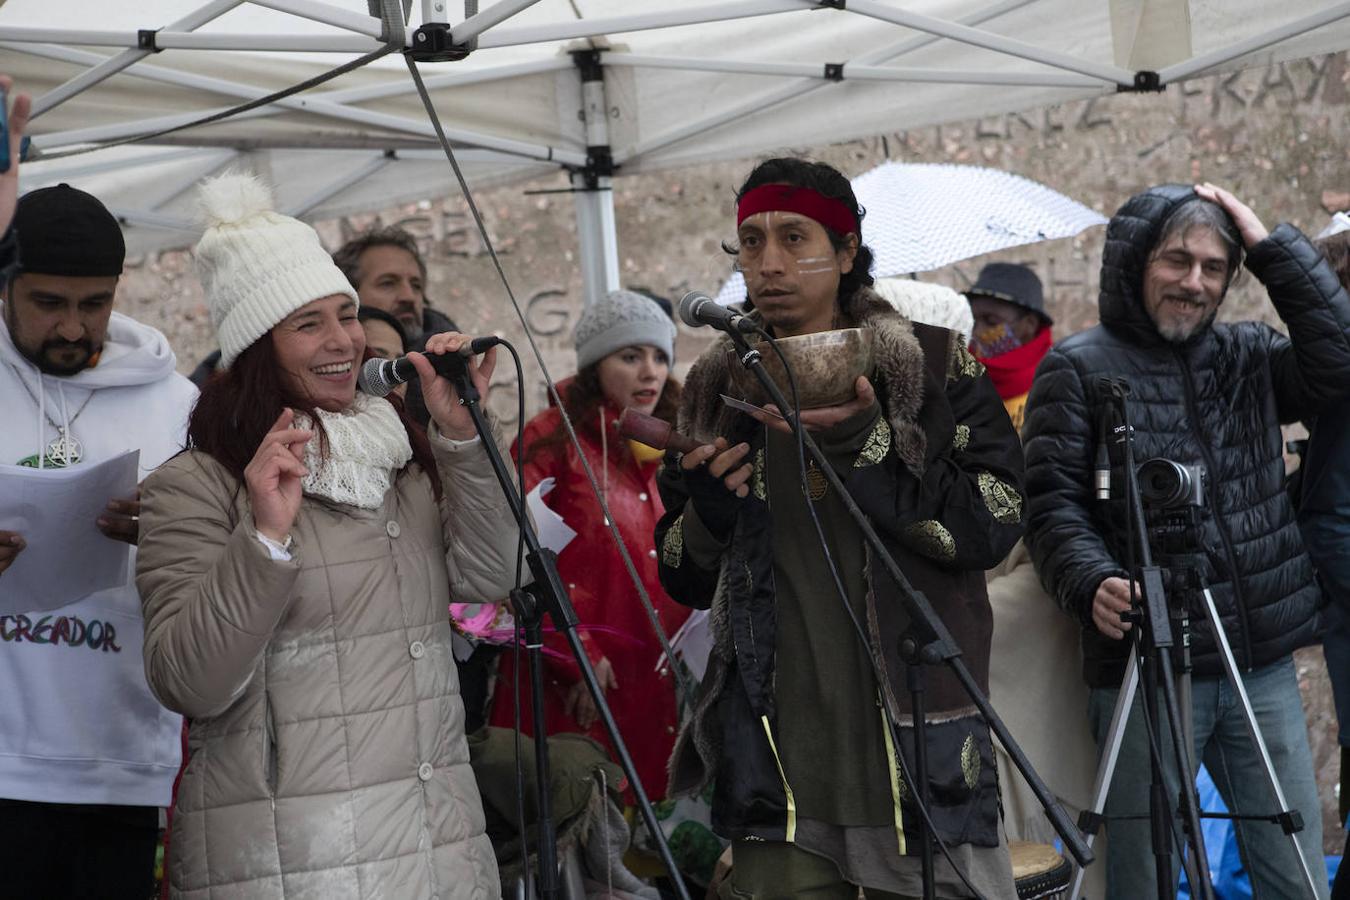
[678,286,931,474]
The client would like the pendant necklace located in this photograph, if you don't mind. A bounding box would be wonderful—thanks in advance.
[11,367,93,466]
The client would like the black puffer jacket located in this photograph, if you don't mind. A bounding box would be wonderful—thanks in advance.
[1024,184,1350,688]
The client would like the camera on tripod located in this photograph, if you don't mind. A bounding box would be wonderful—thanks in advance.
[1137,458,1206,509]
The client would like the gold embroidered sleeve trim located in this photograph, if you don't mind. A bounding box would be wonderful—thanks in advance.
[961,733,981,790]
[977,471,1022,525]
[662,514,685,568]
[752,447,767,500]
[854,416,891,468]
[948,343,986,382]
[953,423,971,452]
[902,519,957,562]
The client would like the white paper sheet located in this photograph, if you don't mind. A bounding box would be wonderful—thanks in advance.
[0,450,139,613]
[526,477,576,555]
[656,608,713,683]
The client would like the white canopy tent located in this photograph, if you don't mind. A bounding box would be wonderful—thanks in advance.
[5,0,1350,303]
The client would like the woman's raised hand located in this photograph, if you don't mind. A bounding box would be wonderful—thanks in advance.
[245,408,312,543]
[408,332,497,441]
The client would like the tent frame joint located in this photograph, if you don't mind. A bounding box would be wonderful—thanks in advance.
[409,22,472,62]
[1118,70,1164,93]
[572,48,605,82]
[817,0,847,9]
[137,29,162,53]
[824,62,845,81]
[579,145,615,189]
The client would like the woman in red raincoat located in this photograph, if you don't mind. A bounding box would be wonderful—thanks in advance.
[490,290,690,800]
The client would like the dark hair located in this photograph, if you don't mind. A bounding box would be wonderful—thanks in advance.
[188,335,440,499]
[333,225,427,289]
[1151,198,1245,287]
[625,287,675,320]
[1315,230,1350,291]
[358,306,409,353]
[722,157,875,305]
[523,363,682,467]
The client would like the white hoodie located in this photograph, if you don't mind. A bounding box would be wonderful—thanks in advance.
[0,306,197,807]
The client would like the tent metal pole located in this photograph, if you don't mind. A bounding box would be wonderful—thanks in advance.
[12,42,588,166]
[602,52,1107,88]
[1157,2,1350,83]
[848,0,1134,86]
[31,0,244,119]
[573,54,620,307]
[453,0,547,45]
[476,0,811,50]
[19,148,212,185]
[151,32,385,51]
[572,173,620,308]
[617,0,1038,161]
[30,106,271,149]
[319,57,573,102]
[106,207,196,231]
[0,26,383,52]
[285,153,395,217]
[247,0,386,38]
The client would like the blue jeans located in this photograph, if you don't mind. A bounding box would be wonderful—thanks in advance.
[1087,655,1328,899]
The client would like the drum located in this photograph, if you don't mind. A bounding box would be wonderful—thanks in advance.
[1009,840,1071,900]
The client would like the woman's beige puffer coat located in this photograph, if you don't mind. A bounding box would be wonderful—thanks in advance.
[137,429,516,899]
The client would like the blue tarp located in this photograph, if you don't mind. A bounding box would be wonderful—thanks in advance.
[1177,765,1338,898]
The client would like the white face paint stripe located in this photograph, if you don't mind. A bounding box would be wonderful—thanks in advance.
[798,267,835,275]
[796,257,830,263]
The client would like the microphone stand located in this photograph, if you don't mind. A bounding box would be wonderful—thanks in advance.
[715,322,1093,890]
[441,357,691,900]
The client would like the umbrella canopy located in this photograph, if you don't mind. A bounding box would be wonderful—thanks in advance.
[714,161,1107,306]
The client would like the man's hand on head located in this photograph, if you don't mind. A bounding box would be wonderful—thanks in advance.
[0,531,25,576]
[96,488,140,546]
[1092,576,1136,640]
[1194,183,1269,248]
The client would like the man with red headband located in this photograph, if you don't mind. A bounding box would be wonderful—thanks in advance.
[656,157,1025,897]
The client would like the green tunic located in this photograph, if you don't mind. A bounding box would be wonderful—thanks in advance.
[766,408,894,827]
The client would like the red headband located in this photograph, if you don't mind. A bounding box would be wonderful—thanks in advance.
[736,183,857,237]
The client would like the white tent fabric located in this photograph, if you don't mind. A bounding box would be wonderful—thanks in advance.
[4,0,1350,261]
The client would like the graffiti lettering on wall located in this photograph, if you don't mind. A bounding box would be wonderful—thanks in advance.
[0,614,123,652]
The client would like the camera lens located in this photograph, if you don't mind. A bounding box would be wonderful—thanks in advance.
[1138,458,1191,507]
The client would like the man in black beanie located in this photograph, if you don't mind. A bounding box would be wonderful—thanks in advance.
[0,181,196,899]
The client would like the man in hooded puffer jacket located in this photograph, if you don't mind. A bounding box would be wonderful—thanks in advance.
[1023,182,1350,898]
[0,182,197,898]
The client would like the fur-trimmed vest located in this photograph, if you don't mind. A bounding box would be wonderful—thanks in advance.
[655,286,1027,848]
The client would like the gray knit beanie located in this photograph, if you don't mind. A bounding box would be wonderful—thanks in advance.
[574,290,676,370]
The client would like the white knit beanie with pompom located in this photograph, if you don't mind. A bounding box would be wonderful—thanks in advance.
[194,173,359,368]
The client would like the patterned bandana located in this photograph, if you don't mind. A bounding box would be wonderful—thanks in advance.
[970,322,1022,359]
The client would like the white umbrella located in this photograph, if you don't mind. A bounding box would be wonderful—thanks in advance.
[713,162,1107,306]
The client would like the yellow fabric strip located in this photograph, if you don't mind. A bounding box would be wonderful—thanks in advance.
[880,704,908,856]
[629,439,664,464]
[759,715,797,843]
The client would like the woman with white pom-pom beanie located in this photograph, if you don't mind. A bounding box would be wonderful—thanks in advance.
[135,173,514,899]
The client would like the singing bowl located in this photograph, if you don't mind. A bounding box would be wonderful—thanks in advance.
[726,327,875,410]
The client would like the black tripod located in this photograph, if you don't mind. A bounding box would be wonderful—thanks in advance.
[715,321,1093,898]
[442,355,690,900]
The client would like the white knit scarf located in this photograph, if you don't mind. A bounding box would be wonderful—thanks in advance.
[294,393,413,509]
